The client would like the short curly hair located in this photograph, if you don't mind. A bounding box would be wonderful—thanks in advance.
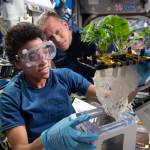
[5,22,45,65]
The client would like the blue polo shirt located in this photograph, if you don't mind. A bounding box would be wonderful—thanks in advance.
[0,68,91,143]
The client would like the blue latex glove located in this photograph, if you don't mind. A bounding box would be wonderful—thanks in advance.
[40,114,98,150]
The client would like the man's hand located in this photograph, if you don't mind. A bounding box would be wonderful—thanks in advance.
[128,88,139,103]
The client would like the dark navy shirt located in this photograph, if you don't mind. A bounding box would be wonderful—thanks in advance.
[53,31,97,83]
[0,68,90,143]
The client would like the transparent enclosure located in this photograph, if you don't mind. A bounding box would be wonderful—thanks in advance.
[77,107,136,150]
[94,65,140,119]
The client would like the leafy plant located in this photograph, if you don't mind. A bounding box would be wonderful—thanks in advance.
[127,26,150,50]
[81,15,131,53]
[139,27,150,37]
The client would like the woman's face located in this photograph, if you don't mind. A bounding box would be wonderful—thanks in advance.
[16,38,52,80]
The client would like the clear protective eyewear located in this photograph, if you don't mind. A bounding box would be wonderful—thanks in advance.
[16,40,56,67]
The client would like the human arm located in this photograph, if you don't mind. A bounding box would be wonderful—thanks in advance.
[85,84,99,103]
[6,126,43,150]
[128,87,139,103]
[85,84,112,104]
[128,61,150,103]
[128,80,150,103]
[40,114,98,150]
[6,114,98,150]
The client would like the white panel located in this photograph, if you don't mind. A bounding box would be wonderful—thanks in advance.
[25,0,53,8]
[3,0,25,20]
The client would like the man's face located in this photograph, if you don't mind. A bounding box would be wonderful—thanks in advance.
[16,38,53,80]
[42,16,72,51]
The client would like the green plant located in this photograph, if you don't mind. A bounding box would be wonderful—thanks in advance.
[81,15,131,53]
[139,27,150,37]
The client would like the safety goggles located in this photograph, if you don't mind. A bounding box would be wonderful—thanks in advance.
[16,41,56,67]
